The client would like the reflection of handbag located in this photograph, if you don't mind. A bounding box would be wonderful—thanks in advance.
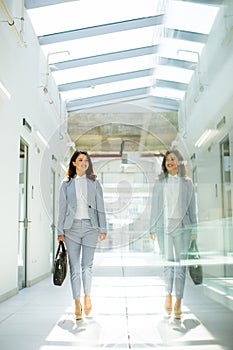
[188,240,203,285]
[53,241,67,286]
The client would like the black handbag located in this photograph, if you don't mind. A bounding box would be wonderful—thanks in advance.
[53,241,67,286]
[188,240,203,285]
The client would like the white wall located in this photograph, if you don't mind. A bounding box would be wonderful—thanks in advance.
[0,0,68,300]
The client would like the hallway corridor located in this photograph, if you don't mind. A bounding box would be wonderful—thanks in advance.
[0,252,232,350]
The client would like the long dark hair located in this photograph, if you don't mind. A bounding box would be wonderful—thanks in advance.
[67,150,96,181]
[160,149,187,178]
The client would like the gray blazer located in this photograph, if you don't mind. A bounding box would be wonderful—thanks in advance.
[57,177,107,235]
[150,175,197,251]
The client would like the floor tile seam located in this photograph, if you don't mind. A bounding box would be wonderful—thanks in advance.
[0,312,16,326]
[0,302,31,325]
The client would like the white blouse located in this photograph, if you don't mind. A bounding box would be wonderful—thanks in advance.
[164,174,181,220]
[74,174,90,219]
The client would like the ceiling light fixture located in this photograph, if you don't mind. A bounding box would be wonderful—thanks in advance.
[36,130,49,148]
[60,162,67,172]
[195,129,218,147]
[0,81,11,100]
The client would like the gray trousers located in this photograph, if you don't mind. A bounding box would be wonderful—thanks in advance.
[164,222,191,299]
[64,219,99,300]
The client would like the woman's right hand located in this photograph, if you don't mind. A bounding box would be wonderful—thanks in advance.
[150,233,157,240]
[58,234,65,242]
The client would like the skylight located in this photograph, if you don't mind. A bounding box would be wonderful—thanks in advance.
[27,0,163,36]
[26,0,220,111]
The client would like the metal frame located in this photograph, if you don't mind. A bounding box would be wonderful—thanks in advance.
[38,15,164,45]
[51,45,159,71]
[66,88,179,112]
[25,0,223,9]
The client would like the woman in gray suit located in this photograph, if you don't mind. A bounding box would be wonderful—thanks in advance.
[57,150,107,320]
[150,149,197,319]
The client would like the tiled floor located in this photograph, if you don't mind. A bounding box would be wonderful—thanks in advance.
[0,252,233,350]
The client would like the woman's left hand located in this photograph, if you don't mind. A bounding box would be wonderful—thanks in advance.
[99,233,107,241]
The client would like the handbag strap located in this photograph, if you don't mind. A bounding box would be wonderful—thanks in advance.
[55,241,66,259]
[60,240,66,252]
[189,239,198,251]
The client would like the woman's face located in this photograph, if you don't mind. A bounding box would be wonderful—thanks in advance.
[165,153,179,175]
[72,153,89,176]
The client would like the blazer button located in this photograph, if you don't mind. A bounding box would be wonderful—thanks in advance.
[88,205,91,208]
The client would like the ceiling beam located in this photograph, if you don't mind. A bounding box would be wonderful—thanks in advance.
[38,15,164,45]
[67,88,149,111]
[25,0,223,10]
[175,0,223,4]
[149,96,180,111]
[159,56,196,70]
[58,69,152,91]
[50,45,159,71]
[25,0,77,9]
[66,88,179,112]
[59,73,188,93]
[155,79,188,91]
[165,28,208,43]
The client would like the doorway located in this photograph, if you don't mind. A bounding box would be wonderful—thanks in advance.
[220,135,233,277]
[50,169,56,268]
[220,136,232,218]
[18,139,29,289]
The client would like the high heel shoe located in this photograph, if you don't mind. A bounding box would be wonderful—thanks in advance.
[84,294,92,316]
[174,298,182,319]
[75,299,82,320]
[165,294,172,315]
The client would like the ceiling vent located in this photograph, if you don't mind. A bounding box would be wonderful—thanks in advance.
[216,116,226,130]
